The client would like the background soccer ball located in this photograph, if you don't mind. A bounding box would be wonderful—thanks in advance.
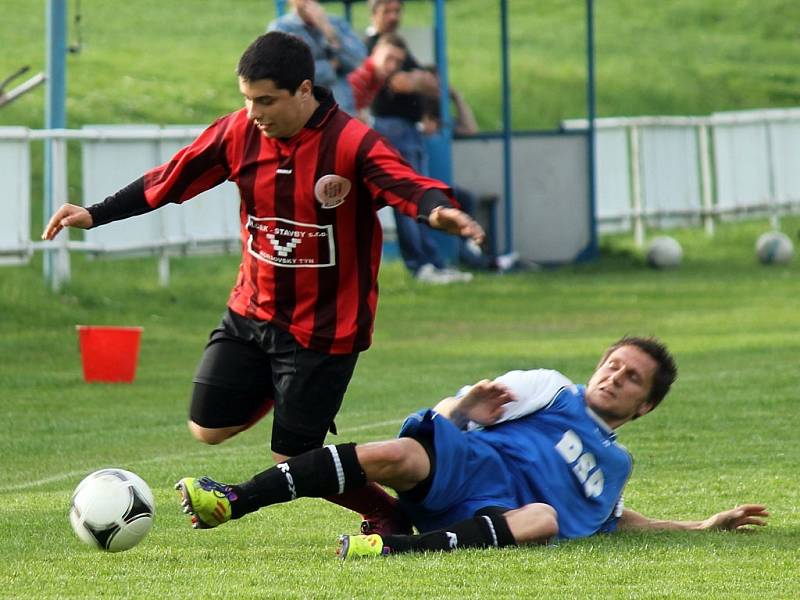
[69,468,155,552]
[755,231,794,265]
[645,236,683,269]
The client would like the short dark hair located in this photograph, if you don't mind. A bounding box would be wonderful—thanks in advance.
[237,32,314,93]
[600,336,677,410]
[369,0,403,13]
[375,32,407,52]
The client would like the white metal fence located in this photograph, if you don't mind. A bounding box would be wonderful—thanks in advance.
[2,107,799,284]
[563,107,800,245]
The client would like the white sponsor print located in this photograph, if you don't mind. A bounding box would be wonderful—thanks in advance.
[247,215,336,268]
[277,463,297,500]
[446,531,458,549]
[555,429,605,498]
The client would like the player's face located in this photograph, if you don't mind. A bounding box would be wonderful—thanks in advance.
[239,77,312,139]
[373,1,402,33]
[585,345,658,428]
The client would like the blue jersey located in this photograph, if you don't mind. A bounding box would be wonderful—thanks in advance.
[398,370,631,539]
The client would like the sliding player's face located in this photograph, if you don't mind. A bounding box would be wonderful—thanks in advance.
[585,345,657,428]
[240,77,312,139]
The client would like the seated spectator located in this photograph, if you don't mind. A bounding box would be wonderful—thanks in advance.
[268,0,366,116]
[364,0,472,284]
[348,33,408,123]
[421,87,519,273]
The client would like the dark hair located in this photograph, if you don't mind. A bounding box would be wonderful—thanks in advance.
[375,32,407,52]
[600,336,677,411]
[237,32,314,93]
[369,0,403,13]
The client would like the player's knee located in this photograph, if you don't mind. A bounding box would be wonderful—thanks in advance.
[187,421,231,445]
[370,439,410,468]
[535,503,559,539]
[508,502,559,543]
[271,450,289,463]
[357,438,422,482]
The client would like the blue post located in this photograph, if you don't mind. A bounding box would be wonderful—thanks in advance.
[426,0,457,263]
[44,0,67,283]
[275,0,287,17]
[500,0,513,254]
[581,0,599,261]
[433,0,452,182]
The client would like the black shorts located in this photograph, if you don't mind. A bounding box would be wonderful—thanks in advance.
[190,308,359,456]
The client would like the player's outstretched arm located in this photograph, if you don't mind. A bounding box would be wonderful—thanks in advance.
[618,504,769,532]
[42,203,93,240]
[428,206,485,244]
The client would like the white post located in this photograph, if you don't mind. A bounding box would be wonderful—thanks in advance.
[629,125,645,247]
[763,121,780,230]
[51,135,71,290]
[698,124,715,237]
[158,251,170,287]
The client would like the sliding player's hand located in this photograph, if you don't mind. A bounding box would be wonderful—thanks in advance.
[701,504,769,531]
[460,380,515,426]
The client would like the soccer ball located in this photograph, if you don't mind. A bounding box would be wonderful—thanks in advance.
[69,468,155,552]
[645,236,683,269]
[755,231,794,265]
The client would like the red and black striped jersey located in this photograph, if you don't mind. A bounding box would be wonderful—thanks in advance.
[141,88,451,354]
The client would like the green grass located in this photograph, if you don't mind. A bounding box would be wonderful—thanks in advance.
[2,1,800,596]
[2,0,800,131]
[1,218,799,598]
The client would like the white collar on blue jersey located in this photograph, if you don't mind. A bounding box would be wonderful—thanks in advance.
[585,406,616,438]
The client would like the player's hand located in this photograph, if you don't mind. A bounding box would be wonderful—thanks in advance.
[459,380,515,426]
[429,207,485,245]
[701,504,769,531]
[42,203,93,240]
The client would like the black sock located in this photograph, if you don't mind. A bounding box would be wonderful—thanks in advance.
[230,443,366,518]
[383,512,516,554]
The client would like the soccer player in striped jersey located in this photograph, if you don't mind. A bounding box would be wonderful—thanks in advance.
[174,336,768,558]
[42,31,484,536]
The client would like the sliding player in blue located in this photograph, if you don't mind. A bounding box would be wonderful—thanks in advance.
[176,336,769,558]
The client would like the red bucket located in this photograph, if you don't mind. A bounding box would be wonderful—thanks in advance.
[76,326,143,383]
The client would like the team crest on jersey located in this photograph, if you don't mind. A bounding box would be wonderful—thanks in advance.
[314,174,351,209]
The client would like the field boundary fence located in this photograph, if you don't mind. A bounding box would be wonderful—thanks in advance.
[1,106,799,287]
[563,107,800,245]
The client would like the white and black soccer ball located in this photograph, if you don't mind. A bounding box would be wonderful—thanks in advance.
[69,468,155,552]
[645,236,683,269]
[755,231,794,265]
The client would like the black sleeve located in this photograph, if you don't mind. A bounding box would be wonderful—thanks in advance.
[416,188,454,224]
[86,177,154,228]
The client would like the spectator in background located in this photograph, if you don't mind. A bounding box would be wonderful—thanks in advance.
[348,33,408,123]
[269,0,366,116]
[365,0,471,284]
[420,87,520,273]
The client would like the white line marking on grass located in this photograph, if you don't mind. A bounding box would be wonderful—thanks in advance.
[0,418,401,493]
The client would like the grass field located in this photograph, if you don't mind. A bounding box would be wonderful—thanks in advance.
[3,0,800,131]
[2,1,800,597]
[1,218,799,598]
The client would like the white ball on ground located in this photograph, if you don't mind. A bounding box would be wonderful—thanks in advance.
[645,236,683,269]
[69,468,155,552]
[755,231,794,265]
